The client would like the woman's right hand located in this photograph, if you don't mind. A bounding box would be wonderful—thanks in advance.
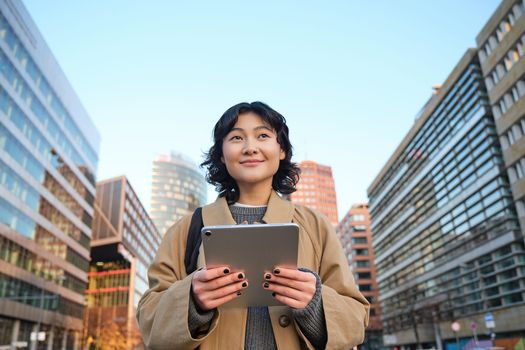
[191,267,248,311]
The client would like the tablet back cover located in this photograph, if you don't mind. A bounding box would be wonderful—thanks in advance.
[201,223,299,308]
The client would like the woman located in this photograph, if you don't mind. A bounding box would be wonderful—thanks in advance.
[137,102,369,349]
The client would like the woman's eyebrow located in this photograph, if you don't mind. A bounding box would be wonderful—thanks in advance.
[229,127,244,133]
[254,125,274,132]
[229,125,273,133]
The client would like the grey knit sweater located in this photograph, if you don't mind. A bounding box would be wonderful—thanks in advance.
[188,205,328,349]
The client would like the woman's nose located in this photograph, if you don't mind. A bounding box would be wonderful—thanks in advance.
[242,141,258,155]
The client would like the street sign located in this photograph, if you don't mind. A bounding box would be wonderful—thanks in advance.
[485,313,495,329]
[470,322,477,330]
[451,321,461,332]
[30,331,46,341]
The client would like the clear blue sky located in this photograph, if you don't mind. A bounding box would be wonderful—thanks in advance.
[23,0,500,221]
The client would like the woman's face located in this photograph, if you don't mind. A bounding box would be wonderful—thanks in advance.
[221,112,285,192]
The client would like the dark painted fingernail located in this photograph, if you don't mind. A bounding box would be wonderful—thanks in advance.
[242,282,247,288]
[238,273,244,279]
[224,268,230,274]
[273,268,280,275]
[237,291,242,296]
[265,273,271,280]
[272,292,276,297]
[263,282,269,288]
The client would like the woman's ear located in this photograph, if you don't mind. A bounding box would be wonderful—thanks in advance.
[221,156,225,164]
[280,149,286,160]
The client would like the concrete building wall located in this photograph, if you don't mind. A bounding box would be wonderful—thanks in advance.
[477,0,525,237]
[337,203,383,350]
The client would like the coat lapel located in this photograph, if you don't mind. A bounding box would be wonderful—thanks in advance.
[202,196,237,226]
[262,191,295,223]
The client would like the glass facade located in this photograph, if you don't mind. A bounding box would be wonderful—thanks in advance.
[0,1,99,349]
[151,152,207,235]
[86,176,161,349]
[368,51,525,346]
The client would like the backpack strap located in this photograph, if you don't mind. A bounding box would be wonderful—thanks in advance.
[184,207,204,275]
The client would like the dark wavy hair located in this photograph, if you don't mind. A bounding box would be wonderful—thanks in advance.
[201,101,300,204]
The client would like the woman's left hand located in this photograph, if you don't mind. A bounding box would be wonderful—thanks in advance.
[262,267,317,309]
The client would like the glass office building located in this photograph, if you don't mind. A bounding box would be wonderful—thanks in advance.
[85,176,161,349]
[151,152,207,235]
[0,1,100,349]
[368,50,525,348]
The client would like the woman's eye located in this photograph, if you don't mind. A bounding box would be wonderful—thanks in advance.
[259,133,270,139]
[229,135,242,141]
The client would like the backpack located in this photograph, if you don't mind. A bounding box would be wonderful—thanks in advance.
[184,207,204,275]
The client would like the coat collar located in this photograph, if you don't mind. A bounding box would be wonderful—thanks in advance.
[202,190,295,226]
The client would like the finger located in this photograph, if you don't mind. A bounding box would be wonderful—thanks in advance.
[265,271,316,293]
[195,266,231,282]
[272,292,304,309]
[272,267,313,282]
[264,275,307,292]
[206,289,243,309]
[201,271,246,291]
[264,282,307,302]
[206,280,249,300]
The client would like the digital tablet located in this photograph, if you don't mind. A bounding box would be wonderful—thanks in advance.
[201,223,299,308]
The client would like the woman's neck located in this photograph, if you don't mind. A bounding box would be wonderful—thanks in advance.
[236,184,272,206]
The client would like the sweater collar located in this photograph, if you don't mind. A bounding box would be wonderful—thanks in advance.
[202,190,295,226]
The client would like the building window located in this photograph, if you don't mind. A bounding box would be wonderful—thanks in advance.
[353,249,369,256]
[359,284,372,291]
[357,272,372,279]
[351,237,368,244]
[354,260,370,267]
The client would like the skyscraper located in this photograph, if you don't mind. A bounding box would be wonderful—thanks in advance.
[368,49,525,349]
[0,1,100,348]
[150,152,207,235]
[291,160,339,226]
[337,203,382,350]
[477,0,525,236]
[85,176,161,349]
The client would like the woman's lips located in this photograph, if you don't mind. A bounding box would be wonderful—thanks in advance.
[240,160,263,166]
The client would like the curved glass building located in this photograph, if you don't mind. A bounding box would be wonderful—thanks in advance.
[150,152,207,236]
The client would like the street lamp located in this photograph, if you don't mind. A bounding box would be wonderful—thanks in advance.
[451,321,461,350]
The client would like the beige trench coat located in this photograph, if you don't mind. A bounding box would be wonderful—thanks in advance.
[137,191,369,349]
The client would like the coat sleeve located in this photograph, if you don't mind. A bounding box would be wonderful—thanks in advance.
[296,211,370,350]
[136,215,220,349]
